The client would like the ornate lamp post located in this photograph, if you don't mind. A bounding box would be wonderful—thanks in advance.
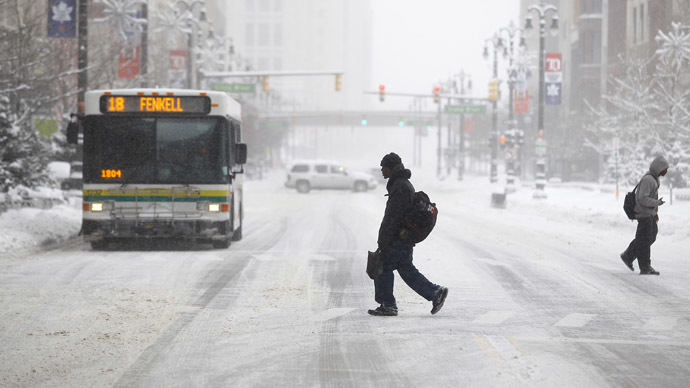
[176,0,206,89]
[498,21,526,190]
[454,71,472,181]
[525,0,558,199]
[483,34,502,184]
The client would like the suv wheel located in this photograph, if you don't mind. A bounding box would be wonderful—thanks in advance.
[354,181,368,192]
[296,180,311,193]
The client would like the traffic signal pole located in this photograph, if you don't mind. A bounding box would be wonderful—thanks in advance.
[77,0,88,113]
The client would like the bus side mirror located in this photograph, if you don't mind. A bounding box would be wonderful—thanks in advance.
[235,143,247,164]
[66,116,79,144]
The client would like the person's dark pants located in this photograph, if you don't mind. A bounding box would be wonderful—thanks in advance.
[623,216,658,270]
[374,240,440,308]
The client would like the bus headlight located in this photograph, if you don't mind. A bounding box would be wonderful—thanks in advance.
[208,203,221,212]
[91,202,104,212]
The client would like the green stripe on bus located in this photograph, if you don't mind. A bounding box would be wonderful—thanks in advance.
[83,196,228,202]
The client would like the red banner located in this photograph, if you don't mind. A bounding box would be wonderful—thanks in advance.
[118,46,140,79]
[514,90,529,114]
[463,117,474,133]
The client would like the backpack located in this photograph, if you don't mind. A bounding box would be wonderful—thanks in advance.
[623,174,649,220]
[400,191,438,244]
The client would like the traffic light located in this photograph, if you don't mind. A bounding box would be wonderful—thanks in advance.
[500,135,506,148]
[335,74,342,92]
[488,80,498,101]
[379,84,385,102]
[433,85,441,103]
[261,76,270,92]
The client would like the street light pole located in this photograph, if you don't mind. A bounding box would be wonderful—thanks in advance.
[484,35,501,184]
[176,0,206,89]
[498,21,526,191]
[526,0,558,199]
[455,72,471,181]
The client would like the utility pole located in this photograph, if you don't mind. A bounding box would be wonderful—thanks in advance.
[484,35,501,184]
[77,0,88,113]
[140,3,148,87]
[525,0,559,199]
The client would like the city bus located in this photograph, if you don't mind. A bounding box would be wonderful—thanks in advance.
[67,89,247,250]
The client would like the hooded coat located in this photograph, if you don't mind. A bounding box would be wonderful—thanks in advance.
[634,156,669,219]
[378,164,415,250]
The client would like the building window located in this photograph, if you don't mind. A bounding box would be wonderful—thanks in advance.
[245,24,254,46]
[259,0,269,13]
[245,0,254,12]
[258,23,269,46]
[275,0,282,12]
[273,58,282,71]
[592,0,602,13]
[274,24,282,46]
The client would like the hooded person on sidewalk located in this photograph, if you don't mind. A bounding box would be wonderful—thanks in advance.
[621,156,669,275]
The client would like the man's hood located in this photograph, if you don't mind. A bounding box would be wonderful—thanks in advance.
[649,156,669,177]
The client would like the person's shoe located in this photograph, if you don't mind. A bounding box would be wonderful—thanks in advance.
[620,252,634,271]
[368,305,398,316]
[640,267,660,275]
[431,287,448,315]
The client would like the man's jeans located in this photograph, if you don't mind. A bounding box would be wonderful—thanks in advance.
[624,216,658,270]
[374,240,440,308]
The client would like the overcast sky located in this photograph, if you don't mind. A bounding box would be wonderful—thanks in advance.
[370,0,521,109]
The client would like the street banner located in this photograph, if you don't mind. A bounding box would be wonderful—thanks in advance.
[118,45,141,79]
[545,52,562,105]
[463,117,475,133]
[169,50,187,88]
[48,0,77,38]
[514,90,529,114]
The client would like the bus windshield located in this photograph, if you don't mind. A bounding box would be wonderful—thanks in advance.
[83,116,229,184]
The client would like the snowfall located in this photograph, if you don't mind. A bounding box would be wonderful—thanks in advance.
[1,166,690,387]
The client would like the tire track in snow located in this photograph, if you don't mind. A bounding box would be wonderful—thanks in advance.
[112,218,288,388]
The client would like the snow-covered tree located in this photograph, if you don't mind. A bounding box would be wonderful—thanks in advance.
[586,23,690,188]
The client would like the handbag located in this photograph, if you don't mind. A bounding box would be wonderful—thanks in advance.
[366,249,382,280]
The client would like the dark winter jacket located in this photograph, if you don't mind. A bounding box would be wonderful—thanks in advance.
[378,164,415,251]
[634,156,669,219]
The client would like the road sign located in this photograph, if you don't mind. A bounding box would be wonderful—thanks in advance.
[212,83,256,93]
[444,105,486,114]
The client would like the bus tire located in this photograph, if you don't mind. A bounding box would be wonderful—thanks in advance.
[232,203,243,241]
[90,240,109,250]
[213,239,230,249]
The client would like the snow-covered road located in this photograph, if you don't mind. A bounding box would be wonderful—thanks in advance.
[1,173,689,387]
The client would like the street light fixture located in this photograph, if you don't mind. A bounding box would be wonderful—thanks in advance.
[525,0,558,199]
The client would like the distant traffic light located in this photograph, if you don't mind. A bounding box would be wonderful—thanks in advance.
[335,74,342,92]
[433,85,441,103]
[261,76,270,92]
[379,84,385,102]
[500,134,506,148]
[398,119,405,127]
[361,118,368,126]
[488,80,498,101]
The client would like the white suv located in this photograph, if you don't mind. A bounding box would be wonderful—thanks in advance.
[285,160,378,193]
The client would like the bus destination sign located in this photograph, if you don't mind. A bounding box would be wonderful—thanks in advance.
[100,95,211,114]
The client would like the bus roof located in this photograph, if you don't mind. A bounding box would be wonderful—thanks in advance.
[84,88,241,121]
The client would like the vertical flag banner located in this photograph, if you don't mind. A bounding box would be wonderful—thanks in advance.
[169,50,188,89]
[118,46,141,79]
[545,52,562,105]
[514,90,530,114]
[48,0,77,38]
